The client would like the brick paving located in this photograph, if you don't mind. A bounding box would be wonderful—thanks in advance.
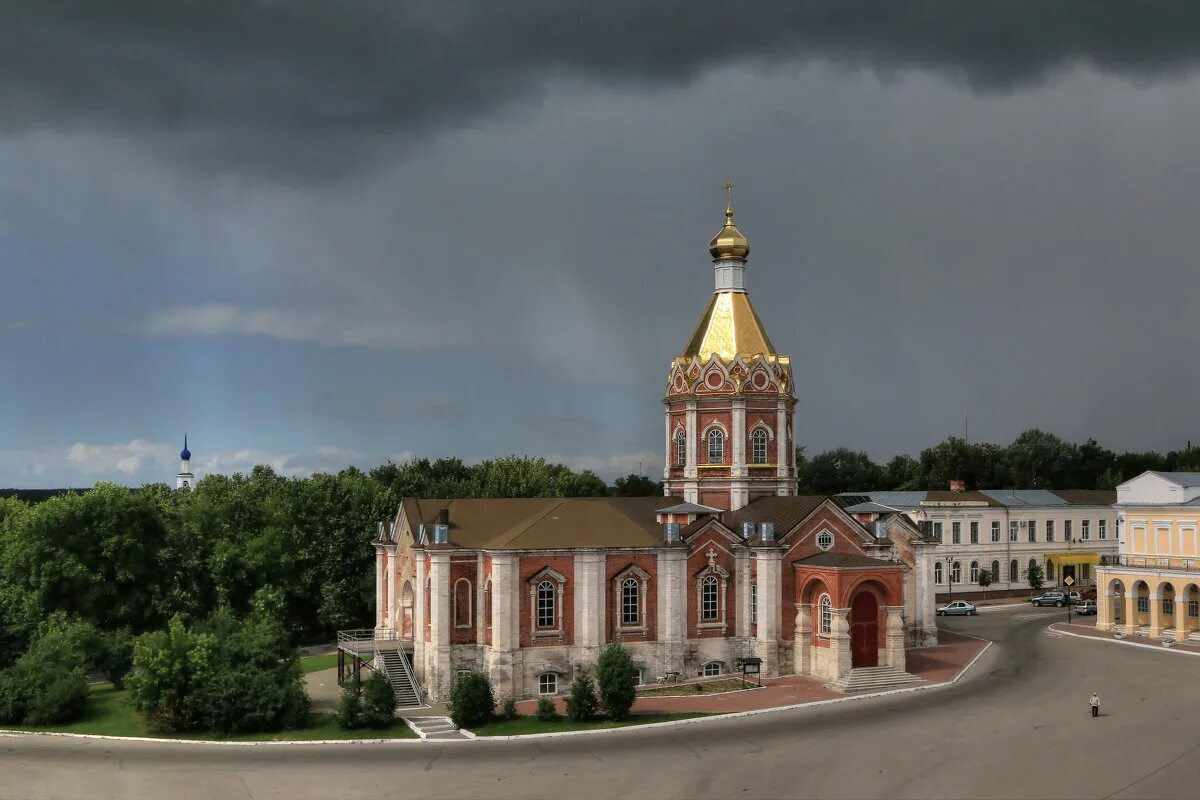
[513,631,988,716]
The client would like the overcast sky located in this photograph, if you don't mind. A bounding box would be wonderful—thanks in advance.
[4,2,1200,487]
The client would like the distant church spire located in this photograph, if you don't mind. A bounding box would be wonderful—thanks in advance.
[176,434,195,490]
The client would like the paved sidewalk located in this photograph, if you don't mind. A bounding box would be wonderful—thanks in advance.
[1051,620,1200,655]
[514,631,988,716]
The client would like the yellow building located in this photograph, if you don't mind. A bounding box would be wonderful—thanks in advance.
[1096,471,1200,641]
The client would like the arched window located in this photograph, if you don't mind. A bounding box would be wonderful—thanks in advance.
[673,429,686,466]
[707,428,724,464]
[701,575,719,621]
[970,561,980,583]
[536,580,556,629]
[1028,559,1037,580]
[750,428,769,464]
[453,578,472,628]
[934,562,944,584]
[819,594,832,635]
[701,662,723,677]
[1046,561,1055,581]
[622,577,640,625]
[484,579,492,629]
[951,561,962,583]
[991,560,1000,584]
[1010,559,1019,583]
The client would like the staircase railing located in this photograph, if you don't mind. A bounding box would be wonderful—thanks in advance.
[372,639,423,707]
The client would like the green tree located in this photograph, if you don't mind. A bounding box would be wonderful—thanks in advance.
[447,669,495,729]
[881,454,921,490]
[611,474,663,497]
[804,449,883,495]
[1025,562,1045,591]
[565,671,598,722]
[595,643,638,721]
[336,675,364,730]
[1002,430,1077,489]
[977,569,993,599]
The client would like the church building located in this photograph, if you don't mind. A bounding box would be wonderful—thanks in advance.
[371,193,938,703]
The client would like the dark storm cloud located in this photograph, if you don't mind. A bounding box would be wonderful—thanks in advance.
[5,1,1200,179]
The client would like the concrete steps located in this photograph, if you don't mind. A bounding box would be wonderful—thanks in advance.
[830,666,925,693]
[405,716,469,740]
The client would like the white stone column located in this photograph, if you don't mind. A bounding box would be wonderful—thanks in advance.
[574,552,606,663]
[735,549,751,640]
[776,400,788,480]
[663,407,672,482]
[413,553,427,685]
[428,552,452,698]
[488,553,519,698]
[884,606,906,670]
[374,549,386,631]
[475,553,486,644]
[657,548,687,676]
[793,604,812,675]
[732,399,746,477]
[1175,596,1187,638]
[754,548,782,676]
[831,608,853,680]
[685,401,698,479]
[385,547,397,631]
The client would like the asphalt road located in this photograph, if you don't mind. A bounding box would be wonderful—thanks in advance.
[3,607,1196,800]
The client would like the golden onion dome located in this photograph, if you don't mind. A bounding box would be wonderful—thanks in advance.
[708,195,749,261]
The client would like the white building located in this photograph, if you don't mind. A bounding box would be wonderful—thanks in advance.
[838,487,1118,599]
[176,435,195,490]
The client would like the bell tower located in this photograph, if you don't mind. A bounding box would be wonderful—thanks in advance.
[176,434,195,490]
[662,184,796,510]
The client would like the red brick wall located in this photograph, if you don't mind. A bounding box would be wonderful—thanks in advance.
[780,505,869,640]
[605,554,659,643]
[519,555,575,648]
[449,559,477,645]
[686,532,737,638]
[699,490,730,509]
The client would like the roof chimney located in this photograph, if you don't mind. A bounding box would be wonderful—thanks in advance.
[949,479,966,493]
[437,507,450,525]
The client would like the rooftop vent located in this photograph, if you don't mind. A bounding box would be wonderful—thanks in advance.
[417,523,427,544]
[949,479,966,493]
[437,507,450,524]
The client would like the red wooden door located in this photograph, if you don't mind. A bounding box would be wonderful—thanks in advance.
[850,591,879,668]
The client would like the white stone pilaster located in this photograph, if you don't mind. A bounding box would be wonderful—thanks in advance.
[374,549,386,631]
[685,401,698,480]
[884,606,906,670]
[754,548,782,675]
[776,400,787,480]
[657,548,687,675]
[574,552,606,662]
[413,552,427,684]
[428,552,452,697]
[385,547,397,630]
[732,399,746,478]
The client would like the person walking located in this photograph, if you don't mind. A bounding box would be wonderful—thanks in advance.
[1090,692,1100,718]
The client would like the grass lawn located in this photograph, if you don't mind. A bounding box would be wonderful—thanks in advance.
[3,683,416,741]
[300,652,340,674]
[472,712,710,736]
[637,678,760,697]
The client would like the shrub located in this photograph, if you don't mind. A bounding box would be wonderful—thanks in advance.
[498,696,519,721]
[565,672,598,722]
[360,670,396,728]
[23,666,88,725]
[0,617,93,726]
[535,696,557,722]
[336,677,364,730]
[596,643,638,721]
[100,628,135,689]
[448,669,495,729]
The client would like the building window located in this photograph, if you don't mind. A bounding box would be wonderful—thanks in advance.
[1010,559,1019,583]
[991,521,1000,543]
[1064,520,1073,540]
[1046,561,1055,581]
[702,662,723,677]
[1189,599,1198,618]
[750,428,769,464]
[1046,520,1054,542]
[1082,564,1090,580]
[991,560,1000,583]
[817,530,834,550]
[819,594,832,635]
[674,429,686,466]
[970,561,980,583]
[1081,520,1090,541]
[1163,596,1174,615]
[751,584,758,624]
[1009,521,1019,542]
[538,673,558,695]
[622,577,640,625]
[636,669,646,686]
[933,522,944,541]
[952,522,961,544]
[934,562,944,584]
[706,428,724,464]
[970,521,979,544]
[951,561,962,583]
[1137,596,1149,613]
[1099,520,1107,540]
[1028,520,1037,543]
[454,578,472,629]
[701,575,719,621]
[537,580,556,628]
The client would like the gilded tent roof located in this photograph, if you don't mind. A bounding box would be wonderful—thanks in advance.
[680,291,780,364]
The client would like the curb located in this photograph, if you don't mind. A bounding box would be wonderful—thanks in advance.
[0,641,993,747]
[1049,624,1200,658]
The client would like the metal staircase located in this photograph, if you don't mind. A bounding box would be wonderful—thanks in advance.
[375,643,422,708]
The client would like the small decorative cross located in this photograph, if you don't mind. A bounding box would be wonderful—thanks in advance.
[723,178,735,210]
[706,548,717,566]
